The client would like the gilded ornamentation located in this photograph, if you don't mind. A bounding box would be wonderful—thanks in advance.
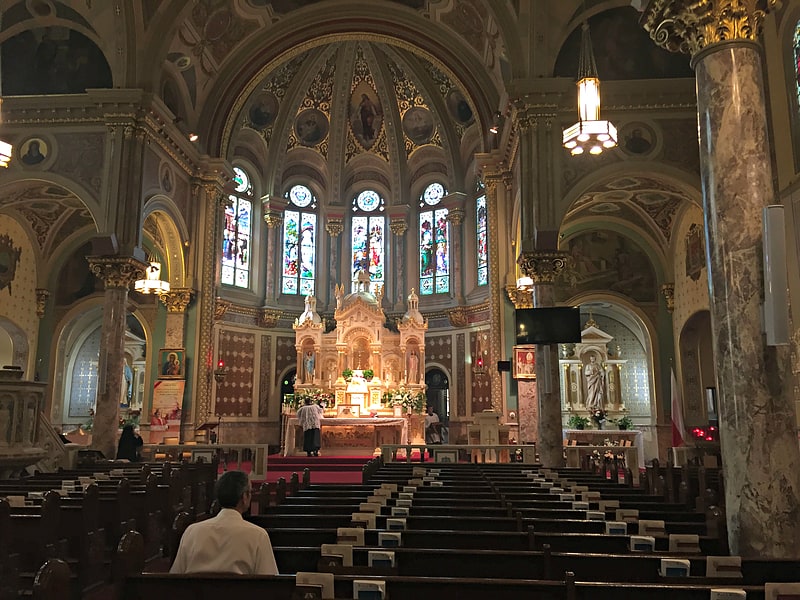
[447,307,468,328]
[389,219,408,236]
[35,288,50,319]
[259,308,282,328]
[264,209,283,228]
[214,297,231,320]
[642,0,778,57]
[0,234,22,294]
[86,256,146,289]
[160,288,194,313]
[661,283,676,313]
[505,285,534,309]
[517,251,569,284]
[325,218,344,237]
[447,208,465,226]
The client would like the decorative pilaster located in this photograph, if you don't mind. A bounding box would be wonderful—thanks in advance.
[326,218,344,310]
[643,0,800,559]
[263,208,283,302]
[390,219,408,309]
[35,289,50,319]
[660,283,675,313]
[516,250,569,467]
[159,288,194,348]
[446,207,465,303]
[86,255,146,461]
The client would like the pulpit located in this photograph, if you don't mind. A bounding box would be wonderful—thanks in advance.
[468,410,510,463]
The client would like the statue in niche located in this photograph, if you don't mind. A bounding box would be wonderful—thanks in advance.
[408,350,419,384]
[584,354,606,411]
[303,350,315,383]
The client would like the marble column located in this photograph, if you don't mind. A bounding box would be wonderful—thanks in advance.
[86,256,145,461]
[446,207,465,303]
[326,218,344,309]
[643,0,800,558]
[517,251,568,468]
[389,219,407,310]
[159,288,194,349]
[263,210,283,303]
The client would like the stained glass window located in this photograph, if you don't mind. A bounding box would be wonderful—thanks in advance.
[420,207,449,295]
[476,194,488,286]
[794,21,800,108]
[282,185,317,295]
[421,182,446,206]
[221,167,252,288]
[351,190,385,294]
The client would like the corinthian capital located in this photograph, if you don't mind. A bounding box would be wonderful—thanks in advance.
[642,0,778,57]
[325,218,344,237]
[87,256,146,290]
[517,251,569,285]
[160,288,195,313]
[505,285,533,309]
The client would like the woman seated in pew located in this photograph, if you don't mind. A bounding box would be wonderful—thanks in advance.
[170,470,278,575]
[116,424,143,462]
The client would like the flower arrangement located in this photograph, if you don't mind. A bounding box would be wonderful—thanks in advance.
[610,415,633,430]
[362,369,374,381]
[382,389,426,414]
[283,389,335,410]
[342,368,353,382]
[567,414,590,430]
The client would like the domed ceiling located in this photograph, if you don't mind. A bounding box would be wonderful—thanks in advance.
[228,41,480,201]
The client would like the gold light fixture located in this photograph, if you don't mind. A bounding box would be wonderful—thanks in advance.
[489,111,502,135]
[562,21,617,156]
[134,259,170,295]
[213,359,229,384]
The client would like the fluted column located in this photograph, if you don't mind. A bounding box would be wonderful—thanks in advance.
[390,219,408,309]
[517,251,568,467]
[446,207,465,303]
[263,209,283,303]
[86,256,145,460]
[326,218,344,309]
[159,288,194,348]
[644,0,800,558]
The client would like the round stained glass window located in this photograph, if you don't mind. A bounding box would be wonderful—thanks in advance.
[356,190,381,212]
[289,184,313,208]
[423,182,445,206]
[233,167,250,194]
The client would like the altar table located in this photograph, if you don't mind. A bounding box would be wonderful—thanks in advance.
[283,416,408,456]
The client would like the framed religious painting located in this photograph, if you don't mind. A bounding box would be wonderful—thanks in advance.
[512,345,537,380]
[158,348,185,379]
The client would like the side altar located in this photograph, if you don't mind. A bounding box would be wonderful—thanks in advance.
[283,276,428,456]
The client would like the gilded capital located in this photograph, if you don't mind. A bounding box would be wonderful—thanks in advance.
[160,288,194,313]
[389,219,408,236]
[35,288,50,319]
[642,0,777,57]
[446,208,465,226]
[87,256,146,290]
[214,297,231,320]
[264,209,283,228]
[517,251,569,285]
[325,218,344,237]
[661,283,676,312]
[259,308,282,328]
[505,285,533,309]
[447,306,468,328]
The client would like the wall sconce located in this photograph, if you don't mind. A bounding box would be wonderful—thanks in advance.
[489,111,502,135]
[213,359,229,384]
[134,258,170,295]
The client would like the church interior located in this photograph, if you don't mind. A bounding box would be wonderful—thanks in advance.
[1,0,800,592]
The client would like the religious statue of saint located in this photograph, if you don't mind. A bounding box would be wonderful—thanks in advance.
[304,350,315,383]
[408,350,420,384]
[584,354,605,411]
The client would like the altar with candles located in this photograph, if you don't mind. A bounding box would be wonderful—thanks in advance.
[282,275,428,456]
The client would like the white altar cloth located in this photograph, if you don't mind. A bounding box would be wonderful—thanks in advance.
[283,416,408,456]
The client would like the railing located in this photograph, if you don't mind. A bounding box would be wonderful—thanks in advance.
[140,443,269,479]
[380,443,537,464]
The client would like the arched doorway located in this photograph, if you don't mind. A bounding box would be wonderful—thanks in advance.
[425,368,450,443]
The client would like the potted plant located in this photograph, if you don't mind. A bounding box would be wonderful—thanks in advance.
[567,414,590,430]
[362,369,374,381]
[614,415,633,430]
[341,368,353,382]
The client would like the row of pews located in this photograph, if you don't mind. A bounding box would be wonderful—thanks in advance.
[120,460,800,600]
[0,459,216,599]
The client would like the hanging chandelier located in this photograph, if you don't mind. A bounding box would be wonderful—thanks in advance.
[562,21,617,156]
[134,259,170,295]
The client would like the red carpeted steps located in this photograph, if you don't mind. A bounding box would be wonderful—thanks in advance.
[261,454,373,484]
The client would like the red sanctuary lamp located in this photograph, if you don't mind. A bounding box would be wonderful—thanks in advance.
[690,425,718,442]
[213,359,229,383]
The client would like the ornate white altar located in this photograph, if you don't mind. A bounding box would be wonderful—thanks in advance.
[283,416,407,456]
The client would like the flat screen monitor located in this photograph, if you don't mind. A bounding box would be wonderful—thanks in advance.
[515,307,582,344]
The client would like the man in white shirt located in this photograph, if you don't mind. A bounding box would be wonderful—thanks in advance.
[296,397,324,456]
[425,405,441,444]
[170,470,278,575]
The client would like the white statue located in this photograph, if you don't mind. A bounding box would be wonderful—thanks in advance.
[584,354,605,411]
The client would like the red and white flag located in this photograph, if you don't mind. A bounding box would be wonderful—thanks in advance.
[671,367,686,447]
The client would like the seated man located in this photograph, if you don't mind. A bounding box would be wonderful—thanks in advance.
[170,470,278,575]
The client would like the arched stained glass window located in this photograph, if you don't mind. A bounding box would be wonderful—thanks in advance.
[282,185,317,296]
[419,183,449,295]
[794,21,800,107]
[221,166,252,288]
[476,194,488,286]
[351,190,385,293]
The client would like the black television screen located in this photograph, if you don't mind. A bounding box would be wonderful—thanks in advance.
[515,307,582,344]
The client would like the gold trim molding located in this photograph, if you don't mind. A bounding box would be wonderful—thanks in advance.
[259,308,282,328]
[642,0,778,57]
[35,289,50,319]
[661,283,676,313]
[505,285,533,309]
[517,251,569,284]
